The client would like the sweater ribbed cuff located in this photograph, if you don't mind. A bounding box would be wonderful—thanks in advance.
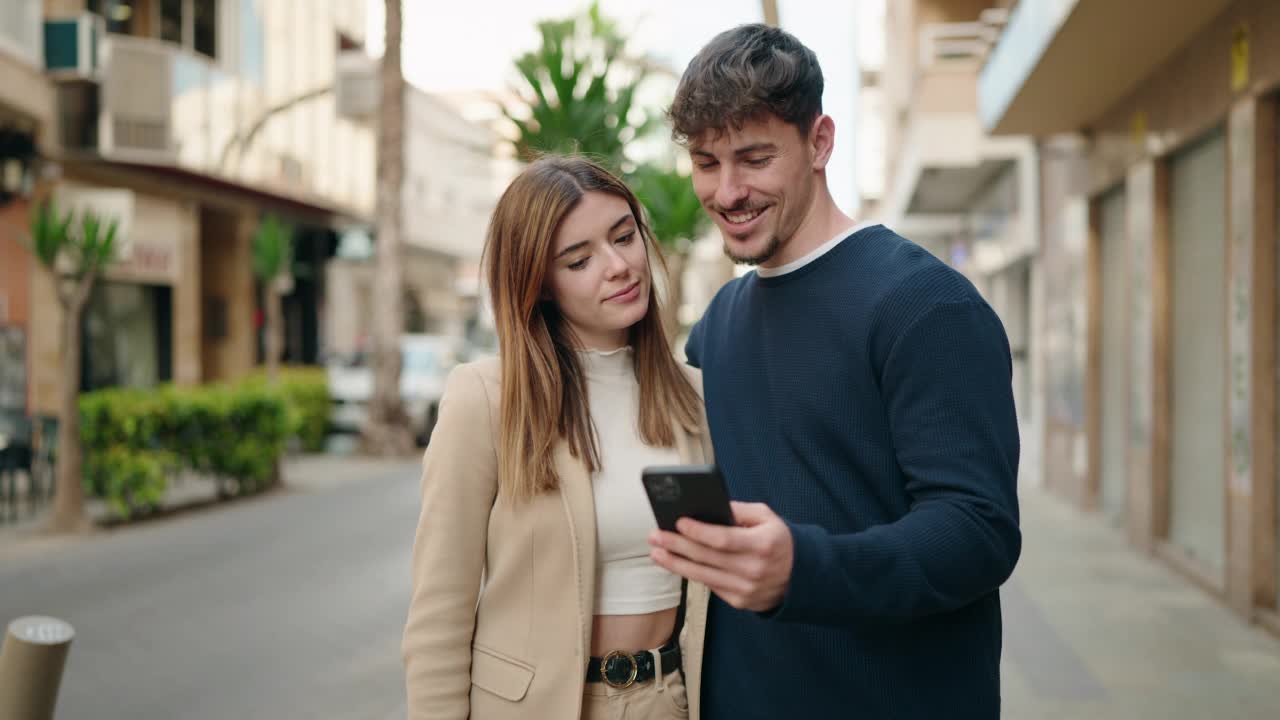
[757,519,828,623]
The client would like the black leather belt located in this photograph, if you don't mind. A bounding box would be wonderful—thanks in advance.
[585,640,681,688]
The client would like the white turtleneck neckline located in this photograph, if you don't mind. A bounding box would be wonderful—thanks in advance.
[578,345,634,378]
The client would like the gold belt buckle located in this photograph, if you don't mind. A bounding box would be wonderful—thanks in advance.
[601,650,638,689]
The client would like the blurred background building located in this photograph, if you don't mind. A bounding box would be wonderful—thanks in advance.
[0,0,506,422]
[856,0,1280,635]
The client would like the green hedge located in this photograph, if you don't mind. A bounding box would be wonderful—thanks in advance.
[80,382,291,519]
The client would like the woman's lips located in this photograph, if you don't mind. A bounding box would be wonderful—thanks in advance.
[606,281,641,303]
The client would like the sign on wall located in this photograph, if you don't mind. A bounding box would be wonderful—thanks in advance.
[57,184,189,286]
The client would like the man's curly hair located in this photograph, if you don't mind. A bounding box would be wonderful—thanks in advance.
[667,24,824,145]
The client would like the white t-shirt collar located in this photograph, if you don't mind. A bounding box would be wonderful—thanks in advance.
[756,221,877,278]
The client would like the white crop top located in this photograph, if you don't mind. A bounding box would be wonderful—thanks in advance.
[581,347,683,615]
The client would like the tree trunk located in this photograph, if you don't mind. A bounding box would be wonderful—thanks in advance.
[265,283,283,383]
[761,0,779,26]
[363,0,413,456]
[49,280,93,533]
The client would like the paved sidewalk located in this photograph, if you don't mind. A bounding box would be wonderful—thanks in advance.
[1001,485,1280,719]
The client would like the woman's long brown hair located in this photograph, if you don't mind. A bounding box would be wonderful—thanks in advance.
[484,156,702,502]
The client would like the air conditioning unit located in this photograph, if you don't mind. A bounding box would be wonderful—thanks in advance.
[43,13,103,80]
[336,49,379,121]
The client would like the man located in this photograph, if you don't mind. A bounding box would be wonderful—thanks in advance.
[648,24,1021,719]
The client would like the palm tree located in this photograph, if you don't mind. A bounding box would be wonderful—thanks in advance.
[251,214,291,383]
[28,198,119,532]
[762,0,779,26]
[503,2,650,171]
[363,0,414,455]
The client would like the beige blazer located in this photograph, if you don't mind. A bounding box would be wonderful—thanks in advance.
[402,356,714,719]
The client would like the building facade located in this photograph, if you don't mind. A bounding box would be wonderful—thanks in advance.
[0,0,57,414]
[17,0,375,416]
[981,0,1280,633]
[323,86,511,360]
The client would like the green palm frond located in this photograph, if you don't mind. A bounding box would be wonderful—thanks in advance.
[29,198,119,275]
[628,165,709,255]
[501,1,651,171]
[252,214,292,280]
[29,198,73,268]
[78,208,120,273]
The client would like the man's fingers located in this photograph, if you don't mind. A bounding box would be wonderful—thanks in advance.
[674,517,751,551]
[650,547,748,597]
[651,528,738,570]
[729,501,774,526]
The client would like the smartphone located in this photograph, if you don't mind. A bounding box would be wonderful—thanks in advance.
[642,464,735,532]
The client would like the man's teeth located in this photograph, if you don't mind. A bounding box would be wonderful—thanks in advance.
[726,208,763,224]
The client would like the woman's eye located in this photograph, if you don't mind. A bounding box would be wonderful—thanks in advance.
[567,258,588,270]
[615,232,635,245]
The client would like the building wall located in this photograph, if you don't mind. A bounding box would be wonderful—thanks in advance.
[0,200,32,329]
[27,182,202,413]
[1083,0,1280,195]
[199,206,255,382]
[1030,0,1280,627]
[43,0,85,17]
[1038,136,1092,506]
[31,0,378,409]
[402,89,501,262]
[0,199,33,413]
[324,249,465,359]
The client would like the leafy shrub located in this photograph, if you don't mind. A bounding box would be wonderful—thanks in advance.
[79,381,291,519]
[245,366,330,453]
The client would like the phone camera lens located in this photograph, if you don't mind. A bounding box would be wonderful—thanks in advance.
[654,476,681,502]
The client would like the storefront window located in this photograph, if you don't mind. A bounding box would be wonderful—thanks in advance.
[81,282,172,392]
[91,0,218,60]
[160,0,183,44]
[194,0,217,58]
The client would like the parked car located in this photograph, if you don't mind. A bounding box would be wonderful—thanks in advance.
[327,334,461,445]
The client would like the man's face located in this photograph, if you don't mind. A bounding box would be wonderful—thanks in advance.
[688,114,818,266]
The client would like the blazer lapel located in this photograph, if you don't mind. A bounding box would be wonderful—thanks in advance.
[554,442,596,660]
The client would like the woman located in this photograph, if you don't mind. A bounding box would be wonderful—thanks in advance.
[401,156,713,719]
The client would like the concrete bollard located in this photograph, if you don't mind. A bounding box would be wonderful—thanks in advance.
[0,616,75,720]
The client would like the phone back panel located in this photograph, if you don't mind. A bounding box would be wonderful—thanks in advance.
[642,465,734,532]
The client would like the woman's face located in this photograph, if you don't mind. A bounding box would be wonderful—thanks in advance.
[545,191,652,350]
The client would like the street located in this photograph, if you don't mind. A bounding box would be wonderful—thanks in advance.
[3,458,1280,719]
[0,457,422,720]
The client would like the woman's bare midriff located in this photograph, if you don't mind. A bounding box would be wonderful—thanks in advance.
[590,607,678,656]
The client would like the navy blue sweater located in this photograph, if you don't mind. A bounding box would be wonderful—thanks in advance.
[684,225,1021,719]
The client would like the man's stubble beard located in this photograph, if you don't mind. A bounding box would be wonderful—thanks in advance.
[725,234,785,266]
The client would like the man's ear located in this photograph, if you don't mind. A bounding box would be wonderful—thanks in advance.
[809,115,836,171]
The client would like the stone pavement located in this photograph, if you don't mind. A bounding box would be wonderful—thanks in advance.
[5,452,1279,718]
[1001,484,1280,719]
